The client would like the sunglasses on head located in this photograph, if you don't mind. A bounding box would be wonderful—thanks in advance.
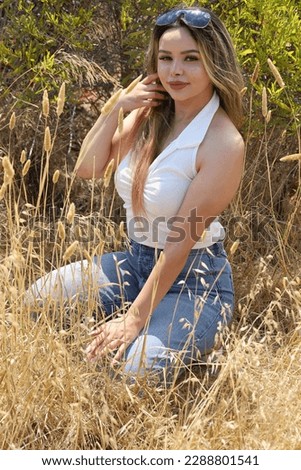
[156,9,211,29]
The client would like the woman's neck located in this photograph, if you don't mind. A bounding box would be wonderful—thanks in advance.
[173,89,214,124]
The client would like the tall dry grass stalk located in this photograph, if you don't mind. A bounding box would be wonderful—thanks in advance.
[56,82,66,117]
[0,62,300,451]
[42,90,50,118]
[261,86,268,118]
[267,58,285,88]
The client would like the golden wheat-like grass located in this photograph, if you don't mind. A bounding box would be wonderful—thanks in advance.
[57,220,66,241]
[20,150,27,164]
[229,239,240,255]
[125,74,143,94]
[101,89,123,115]
[267,58,285,88]
[250,61,260,85]
[280,153,301,162]
[103,159,115,189]
[0,62,300,452]
[9,112,16,130]
[52,169,60,184]
[44,126,52,152]
[261,86,268,118]
[63,240,79,261]
[66,202,76,224]
[42,89,50,118]
[57,82,66,117]
[21,159,31,176]
[265,109,272,124]
[2,155,15,183]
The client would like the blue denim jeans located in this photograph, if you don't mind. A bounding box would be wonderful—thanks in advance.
[27,239,234,382]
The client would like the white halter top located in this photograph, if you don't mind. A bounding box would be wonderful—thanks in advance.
[115,92,225,249]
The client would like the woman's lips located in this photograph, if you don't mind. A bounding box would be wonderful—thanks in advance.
[168,82,189,90]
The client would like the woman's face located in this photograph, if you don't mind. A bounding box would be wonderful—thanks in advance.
[157,26,213,106]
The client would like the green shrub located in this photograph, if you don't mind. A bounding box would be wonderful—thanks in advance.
[0,0,96,98]
[220,0,300,125]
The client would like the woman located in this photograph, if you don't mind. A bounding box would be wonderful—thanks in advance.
[29,6,245,383]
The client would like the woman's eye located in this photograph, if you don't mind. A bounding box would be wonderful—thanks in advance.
[185,56,199,61]
[158,56,171,61]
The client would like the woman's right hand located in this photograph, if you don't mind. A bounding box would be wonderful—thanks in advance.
[75,74,167,179]
[117,73,167,114]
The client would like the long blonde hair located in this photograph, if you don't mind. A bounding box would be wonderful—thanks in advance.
[131,6,244,216]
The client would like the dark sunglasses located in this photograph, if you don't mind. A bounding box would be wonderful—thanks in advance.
[156,9,211,29]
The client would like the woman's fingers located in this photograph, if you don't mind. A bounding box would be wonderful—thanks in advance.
[139,74,167,94]
[142,73,159,84]
[141,90,168,107]
[118,73,168,112]
[149,89,167,98]
[86,326,125,360]
[85,314,142,364]
[87,335,126,362]
[145,84,167,96]
[86,337,103,359]
[112,343,127,365]
[89,326,102,337]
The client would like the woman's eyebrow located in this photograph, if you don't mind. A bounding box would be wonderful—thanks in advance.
[158,49,200,54]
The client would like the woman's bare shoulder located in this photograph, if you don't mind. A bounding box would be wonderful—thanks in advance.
[196,108,244,171]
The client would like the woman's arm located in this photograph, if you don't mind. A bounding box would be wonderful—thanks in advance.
[131,129,245,321]
[86,127,245,363]
[75,74,166,179]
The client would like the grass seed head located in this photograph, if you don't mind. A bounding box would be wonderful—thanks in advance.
[57,82,66,116]
[119,221,126,238]
[22,159,31,176]
[57,220,66,240]
[265,110,272,124]
[103,159,114,188]
[125,74,143,94]
[63,240,79,261]
[44,126,52,152]
[261,87,268,118]
[267,58,285,88]
[101,89,123,115]
[251,61,260,85]
[52,170,60,184]
[230,240,240,255]
[9,112,16,130]
[280,153,301,162]
[67,202,76,224]
[42,89,50,117]
[3,156,15,183]
[20,150,26,164]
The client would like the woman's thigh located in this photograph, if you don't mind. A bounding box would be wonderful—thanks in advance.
[96,251,140,315]
[26,251,140,315]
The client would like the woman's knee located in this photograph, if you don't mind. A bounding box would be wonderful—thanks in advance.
[123,334,176,381]
[25,259,102,304]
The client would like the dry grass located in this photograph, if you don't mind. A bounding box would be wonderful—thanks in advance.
[0,79,300,450]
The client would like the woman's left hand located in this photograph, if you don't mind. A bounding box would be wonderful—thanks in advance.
[85,312,143,364]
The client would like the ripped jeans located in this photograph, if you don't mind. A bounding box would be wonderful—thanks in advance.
[26,239,234,383]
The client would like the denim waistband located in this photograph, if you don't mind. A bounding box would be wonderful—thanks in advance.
[128,239,224,257]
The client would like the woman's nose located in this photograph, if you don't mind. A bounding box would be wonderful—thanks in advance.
[171,60,183,76]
